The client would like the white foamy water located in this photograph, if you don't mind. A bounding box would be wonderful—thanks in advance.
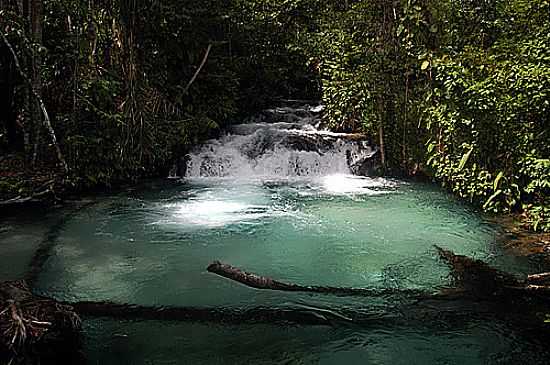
[153,184,301,229]
[320,174,397,195]
[157,174,397,229]
[173,200,262,228]
[184,105,378,180]
[165,105,399,229]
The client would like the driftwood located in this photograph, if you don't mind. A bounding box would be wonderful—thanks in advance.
[206,261,422,297]
[527,272,550,284]
[435,245,550,302]
[0,180,59,207]
[0,281,81,362]
[434,245,522,295]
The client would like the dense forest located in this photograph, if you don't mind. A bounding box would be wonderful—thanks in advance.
[1,0,549,231]
[2,1,550,363]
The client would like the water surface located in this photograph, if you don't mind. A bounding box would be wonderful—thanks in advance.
[1,177,538,364]
[1,104,547,364]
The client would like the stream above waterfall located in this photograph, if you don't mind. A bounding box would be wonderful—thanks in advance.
[1,105,549,364]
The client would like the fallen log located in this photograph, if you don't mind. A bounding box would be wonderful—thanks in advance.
[0,286,539,334]
[70,299,503,331]
[435,245,550,303]
[527,272,550,284]
[25,200,98,287]
[71,301,349,326]
[206,261,423,297]
[209,250,550,303]
[434,245,523,296]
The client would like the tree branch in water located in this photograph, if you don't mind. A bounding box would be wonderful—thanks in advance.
[206,261,423,297]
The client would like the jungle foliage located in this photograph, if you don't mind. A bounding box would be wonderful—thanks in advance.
[274,0,550,231]
[0,0,549,230]
[0,0,317,187]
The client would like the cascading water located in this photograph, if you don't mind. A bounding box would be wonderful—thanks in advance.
[2,105,546,364]
[184,105,379,179]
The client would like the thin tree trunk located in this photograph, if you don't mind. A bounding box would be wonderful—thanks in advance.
[31,128,41,165]
[30,0,43,166]
[183,44,212,94]
[0,38,21,151]
[1,32,69,173]
[378,124,386,170]
[17,0,24,14]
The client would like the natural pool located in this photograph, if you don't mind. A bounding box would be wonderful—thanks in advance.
[1,176,548,364]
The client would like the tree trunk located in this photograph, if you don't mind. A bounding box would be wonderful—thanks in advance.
[0,40,22,151]
[1,25,69,172]
[0,1,24,152]
[378,124,386,170]
[30,0,43,165]
[207,261,422,297]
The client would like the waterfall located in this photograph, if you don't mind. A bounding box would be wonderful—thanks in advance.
[183,105,378,179]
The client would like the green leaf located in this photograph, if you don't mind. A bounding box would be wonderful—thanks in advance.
[397,24,404,36]
[421,61,430,70]
[483,190,502,210]
[493,171,504,191]
[458,148,473,171]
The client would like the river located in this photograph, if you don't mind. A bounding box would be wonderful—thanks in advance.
[0,105,548,364]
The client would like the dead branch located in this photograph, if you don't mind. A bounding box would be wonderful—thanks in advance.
[0,179,58,206]
[0,281,80,357]
[183,44,212,94]
[206,261,423,297]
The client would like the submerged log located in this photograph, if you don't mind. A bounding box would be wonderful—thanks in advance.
[0,280,81,361]
[435,245,550,303]
[434,245,523,295]
[70,299,504,330]
[71,301,348,326]
[206,261,422,297]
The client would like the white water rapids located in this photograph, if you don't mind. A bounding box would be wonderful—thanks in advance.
[164,104,398,229]
[184,105,378,179]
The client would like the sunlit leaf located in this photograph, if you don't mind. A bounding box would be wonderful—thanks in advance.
[458,148,473,171]
[493,171,504,191]
[483,190,502,210]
